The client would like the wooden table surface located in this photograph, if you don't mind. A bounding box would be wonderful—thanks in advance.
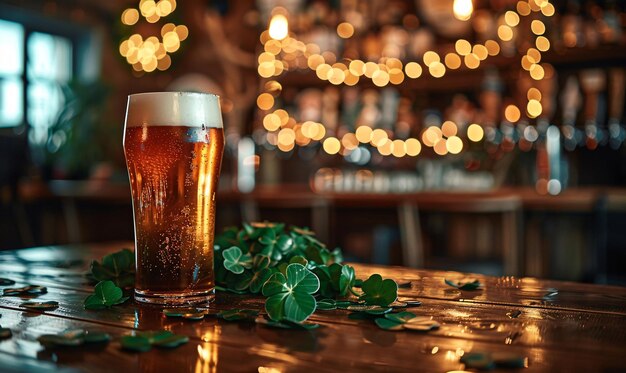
[0,242,624,372]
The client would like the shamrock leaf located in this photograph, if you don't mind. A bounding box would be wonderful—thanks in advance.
[121,331,189,352]
[315,299,337,311]
[445,279,481,290]
[288,256,308,266]
[84,280,128,310]
[90,248,135,288]
[38,329,111,347]
[304,246,331,266]
[262,263,320,323]
[359,274,398,306]
[329,263,355,297]
[222,246,252,274]
[249,268,275,294]
[373,313,440,332]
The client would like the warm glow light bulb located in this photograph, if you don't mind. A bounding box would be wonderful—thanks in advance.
[269,14,289,40]
[453,0,473,21]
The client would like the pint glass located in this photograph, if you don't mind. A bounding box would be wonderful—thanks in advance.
[123,92,224,305]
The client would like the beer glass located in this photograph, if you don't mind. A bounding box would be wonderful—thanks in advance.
[123,92,224,305]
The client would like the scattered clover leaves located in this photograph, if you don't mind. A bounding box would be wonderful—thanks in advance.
[213,222,400,324]
[90,248,135,288]
[445,279,482,291]
[121,331,189,352]
[38,329,111,348]
[262,263,320,323]
[359,274,398,306]
[222,246,252,274]
[84,280,129,310]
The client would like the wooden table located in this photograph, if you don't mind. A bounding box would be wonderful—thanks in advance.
[0,242,624,372]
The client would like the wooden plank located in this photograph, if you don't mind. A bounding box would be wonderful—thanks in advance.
[0,302,624,372]
[0,275,625,357]
[0,243,624,372]
[2,243,626,315]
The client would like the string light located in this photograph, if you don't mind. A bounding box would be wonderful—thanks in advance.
[405,138,422,156]
[119,0,184,73]
[337,22,355,39]
[256,1,561,158]
[467,124,484,142]
[446,136,463,154]
[531,20,545,35]
[269,14,289,40]
[505,105,521,122]
[453,0,474,21]
[444,53,462,69]
[405,62,422,78]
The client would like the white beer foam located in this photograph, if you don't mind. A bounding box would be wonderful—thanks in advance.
[125,92,223,128]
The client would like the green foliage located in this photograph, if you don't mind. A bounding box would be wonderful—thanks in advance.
[445,279,482,290]
[84,281,129,310]
[37,329,111,347]
[214,223,399,324]
[121,331,189,351]
[359,274,398,306]
[372,312,441,331]
[90,248,135,288]
[42,80,112,178]
[222,246,252,274]
[262,263,320,323]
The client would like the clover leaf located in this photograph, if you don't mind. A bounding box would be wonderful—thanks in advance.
[372,312,440,331]
[90,248,135,288]
[121,331,189,352]
[359,274,398,307]
[222,246,252,274]
[445,279,481,290]
[262,263,320,323]
[38,329,111,347]
[329,263,355,297]
[84,280,129,310]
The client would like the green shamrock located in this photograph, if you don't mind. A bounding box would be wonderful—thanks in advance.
[262,263,320,323]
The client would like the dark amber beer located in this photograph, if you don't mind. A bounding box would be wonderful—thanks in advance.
[123,92,224,304]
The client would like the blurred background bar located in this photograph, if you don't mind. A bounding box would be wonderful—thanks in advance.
[0,0,625,284]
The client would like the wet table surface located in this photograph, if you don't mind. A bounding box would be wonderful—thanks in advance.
[0,242,624,372]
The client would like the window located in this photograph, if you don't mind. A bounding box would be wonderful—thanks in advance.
[0,16,76,146]
[0,19,24,128]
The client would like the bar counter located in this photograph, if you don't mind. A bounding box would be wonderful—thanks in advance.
[0,242,624,372]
